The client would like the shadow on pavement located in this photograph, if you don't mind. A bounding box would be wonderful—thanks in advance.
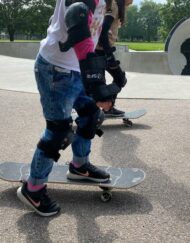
[101,127,190,223]
[0,186,152,243]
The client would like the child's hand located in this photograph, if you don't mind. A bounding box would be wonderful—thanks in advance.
[96,101,112,111]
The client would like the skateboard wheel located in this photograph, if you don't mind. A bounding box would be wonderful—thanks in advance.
[100,191,112,202]
[123,119,133,127]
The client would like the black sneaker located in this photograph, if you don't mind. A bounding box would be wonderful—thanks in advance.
[103,107,125,118]
[67,162,110,182]
[17,182,60,217]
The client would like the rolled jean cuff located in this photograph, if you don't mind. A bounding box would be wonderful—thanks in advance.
[28,175,48,185]
[72,155,89,166]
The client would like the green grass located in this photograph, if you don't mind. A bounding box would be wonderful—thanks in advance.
[0,39,40,42]
[116,42,164,51]
[0,39,164,51]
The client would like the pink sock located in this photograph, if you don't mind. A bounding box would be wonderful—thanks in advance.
[71,161,81,168]
[27,182,45,192]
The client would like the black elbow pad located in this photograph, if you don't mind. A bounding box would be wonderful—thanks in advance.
[59,2,91,52]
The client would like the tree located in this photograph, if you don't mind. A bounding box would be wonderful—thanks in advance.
[159,0,190,39]
[0,0,31,41]
[138,0,161,42]
[0,0,55,41]
[22,0,55,39]
[119,5,143,41]
[118,0,163,42]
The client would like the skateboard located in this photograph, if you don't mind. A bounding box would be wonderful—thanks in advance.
[104,108,147,126]
[0,162,145,202]
[72,109,147,127]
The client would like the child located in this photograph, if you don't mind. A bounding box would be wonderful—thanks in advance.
[96,0,133,117]
[17,0,122,217]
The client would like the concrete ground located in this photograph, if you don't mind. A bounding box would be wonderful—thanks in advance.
[0,55,190,243]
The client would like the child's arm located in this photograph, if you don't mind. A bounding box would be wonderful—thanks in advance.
[59,0,97,60]
[59,1,120,103]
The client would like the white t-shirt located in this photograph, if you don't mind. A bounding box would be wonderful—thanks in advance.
[39,0,106,72]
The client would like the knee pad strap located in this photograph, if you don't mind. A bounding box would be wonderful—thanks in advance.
[37,140,61,162]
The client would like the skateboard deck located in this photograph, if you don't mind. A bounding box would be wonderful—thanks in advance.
[0,162,145,202]
[105,109,146,120]
[72,109,146,126]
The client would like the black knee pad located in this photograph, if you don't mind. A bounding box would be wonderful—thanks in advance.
[37,118,74,162]
[76,107,104,139]
[76,100,98,117]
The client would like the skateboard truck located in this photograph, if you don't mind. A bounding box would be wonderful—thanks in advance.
[99,186,113,202]
[122,118,133,127]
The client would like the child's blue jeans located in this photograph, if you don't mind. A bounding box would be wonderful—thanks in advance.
[28,54,94,185]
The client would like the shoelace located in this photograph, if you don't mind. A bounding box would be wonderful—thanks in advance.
[87,163,100,172]
[39,186,53,205]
